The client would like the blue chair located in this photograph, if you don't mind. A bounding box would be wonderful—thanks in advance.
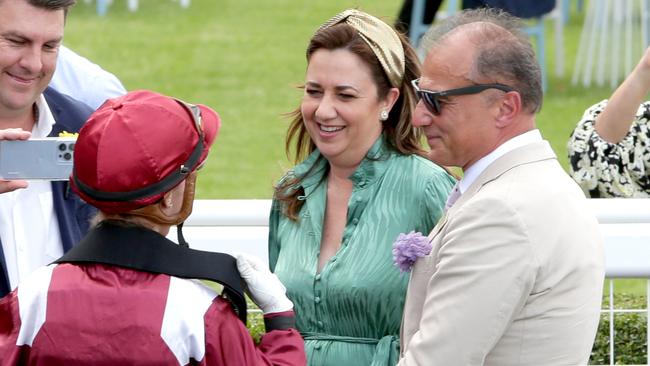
[96,0,109,16]
[523,18,548,92]
[561,0,585,23]
[95,0,135,16]
[409,0,458,46]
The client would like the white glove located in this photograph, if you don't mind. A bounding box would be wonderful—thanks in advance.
[235,253,293,314]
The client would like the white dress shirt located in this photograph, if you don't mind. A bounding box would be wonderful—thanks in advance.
[0,95,64,290]
[50,45,126,110]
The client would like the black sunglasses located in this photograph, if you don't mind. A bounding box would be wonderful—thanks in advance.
[411,78,515,115]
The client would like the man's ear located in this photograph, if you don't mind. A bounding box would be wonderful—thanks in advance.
[495,91,521,128]
[160,190,174,213]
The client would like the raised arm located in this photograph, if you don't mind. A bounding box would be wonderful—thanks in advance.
[595,47,650,143]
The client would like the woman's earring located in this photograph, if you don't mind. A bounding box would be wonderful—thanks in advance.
[380,110,389,121]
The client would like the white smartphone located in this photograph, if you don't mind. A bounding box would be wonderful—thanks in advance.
[0,138,76,180]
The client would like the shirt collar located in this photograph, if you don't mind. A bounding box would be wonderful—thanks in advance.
[32,94,56,138]
[459,129,542,194]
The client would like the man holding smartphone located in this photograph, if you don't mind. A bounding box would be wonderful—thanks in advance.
[0,0,95,297]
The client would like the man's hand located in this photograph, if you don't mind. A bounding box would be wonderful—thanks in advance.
[0,129,31,193]
[235,253,293,315]
[595,46,650,143]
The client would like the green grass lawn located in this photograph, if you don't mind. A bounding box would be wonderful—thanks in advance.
[63,0,624,199]
[64,1,643,294]
[63,0,403,199]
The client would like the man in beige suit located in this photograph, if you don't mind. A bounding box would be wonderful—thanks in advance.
[398,8,605,366]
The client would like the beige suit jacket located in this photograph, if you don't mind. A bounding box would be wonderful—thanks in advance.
[398,141,605,366]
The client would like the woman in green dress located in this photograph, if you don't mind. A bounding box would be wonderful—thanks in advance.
[269,9,455,365]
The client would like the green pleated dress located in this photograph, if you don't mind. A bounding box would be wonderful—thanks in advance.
[269,137,455,366]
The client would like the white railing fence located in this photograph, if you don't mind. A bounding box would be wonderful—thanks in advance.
[169,198,650,365]
[591,200,650,365]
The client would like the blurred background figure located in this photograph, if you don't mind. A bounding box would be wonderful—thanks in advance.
[396,0,556,42]
[461,0,555,19]
[395,0,444,35]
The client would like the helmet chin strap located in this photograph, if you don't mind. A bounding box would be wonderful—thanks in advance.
[176,222,189,248]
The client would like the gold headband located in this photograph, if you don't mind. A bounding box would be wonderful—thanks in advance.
[317,9,405,87]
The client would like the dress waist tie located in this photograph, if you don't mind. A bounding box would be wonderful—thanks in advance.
[301,332,399,366]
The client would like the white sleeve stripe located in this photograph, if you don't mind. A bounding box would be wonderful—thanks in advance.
[16,265,56,346]
[161,277,218,365]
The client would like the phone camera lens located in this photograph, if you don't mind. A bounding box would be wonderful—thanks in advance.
[68,143,75,151]
[58,143,66,151]
[63,152,72,161]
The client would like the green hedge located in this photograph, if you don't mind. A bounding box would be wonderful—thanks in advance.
[591,293,647,365]
[248,311,265,344]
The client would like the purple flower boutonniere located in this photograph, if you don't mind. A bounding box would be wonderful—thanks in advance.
[392,231,432,273]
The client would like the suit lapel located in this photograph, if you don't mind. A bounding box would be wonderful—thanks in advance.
[427,213,448,242]
[413,141,557,275]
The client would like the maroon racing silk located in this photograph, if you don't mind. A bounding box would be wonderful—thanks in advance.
[0,263,306,365]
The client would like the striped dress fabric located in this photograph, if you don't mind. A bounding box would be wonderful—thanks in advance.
[269,137,455,366]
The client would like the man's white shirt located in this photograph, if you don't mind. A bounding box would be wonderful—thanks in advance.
[50,45,126,110]
[0,95,64,290]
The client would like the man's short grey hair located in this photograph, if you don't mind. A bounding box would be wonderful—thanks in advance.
[421,8,543,113]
